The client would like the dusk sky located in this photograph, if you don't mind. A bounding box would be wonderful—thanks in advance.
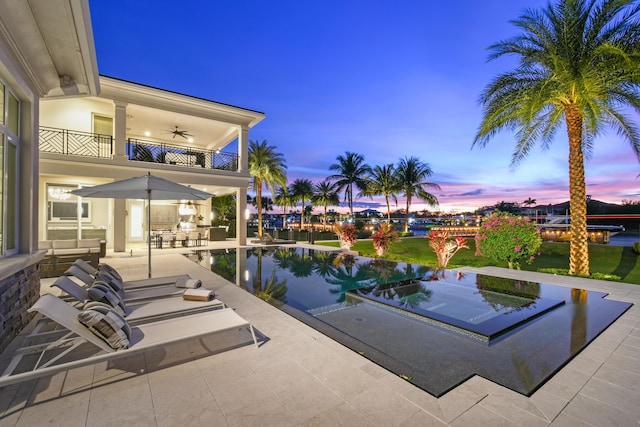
[89,0,639,214]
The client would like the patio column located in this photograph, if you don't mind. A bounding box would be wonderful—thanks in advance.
[113,101,128,160]
[238,125,249,173]
[237,187,247,245]
[114,198,126,252]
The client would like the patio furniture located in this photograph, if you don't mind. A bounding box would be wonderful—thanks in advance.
[68,260,189,290]
[0,293,258,387]
[49,277,224,323]
[159,231,175,249]
[38,238,102,278]
[174,231,187,247]
[186,231,201,247]
[55,275,184,304]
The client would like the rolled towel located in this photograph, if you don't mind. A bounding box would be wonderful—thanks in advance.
[182,288,215,302]
[175,277,202,288]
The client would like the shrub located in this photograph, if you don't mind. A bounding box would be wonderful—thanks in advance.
[371,224,399,256]
[537,267,622,282]
[333,223,357,250]
[475,213,542,269]
[633,241,640,254]
[426,230,469,268]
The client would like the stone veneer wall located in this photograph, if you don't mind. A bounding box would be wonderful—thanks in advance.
[0,262,40,353]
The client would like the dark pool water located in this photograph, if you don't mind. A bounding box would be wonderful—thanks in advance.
[191,246,632,397]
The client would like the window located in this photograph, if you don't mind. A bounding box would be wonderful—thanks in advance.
[0,79,19,256]
[93,114,113,136]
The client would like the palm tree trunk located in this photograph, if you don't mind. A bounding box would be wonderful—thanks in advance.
[300,198,305,230]
[566,106,589,276]
[256,178,263,237]
[348,184,353,219]
[404,196,410,233]
[386,196,391,223]
[323,205,327,228]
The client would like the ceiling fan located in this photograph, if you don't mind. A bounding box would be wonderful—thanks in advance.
[166,126,193,139]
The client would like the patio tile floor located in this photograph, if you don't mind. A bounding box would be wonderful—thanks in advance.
[0,242,638,426]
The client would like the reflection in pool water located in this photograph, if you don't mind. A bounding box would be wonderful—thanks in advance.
[194,246,632,397]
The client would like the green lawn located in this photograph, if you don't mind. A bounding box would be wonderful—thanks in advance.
[318,237,640,284]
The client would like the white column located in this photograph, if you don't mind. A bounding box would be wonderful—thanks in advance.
[237,188,247,245]
[238,125,249,172]
[113,101,128,160]
[113,198,126,252]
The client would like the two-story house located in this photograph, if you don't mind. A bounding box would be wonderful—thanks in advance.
[0,0,264,353]
[38,75,264,251]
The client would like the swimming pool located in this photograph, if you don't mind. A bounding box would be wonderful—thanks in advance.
[194,246,632,397]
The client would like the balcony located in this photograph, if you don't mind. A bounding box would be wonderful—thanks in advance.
[39,126,112,158]
[127,138,237,171]
[39,127,238,172]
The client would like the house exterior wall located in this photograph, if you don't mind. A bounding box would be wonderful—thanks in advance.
[0,0,99,354]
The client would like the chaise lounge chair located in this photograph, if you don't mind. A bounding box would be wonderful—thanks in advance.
[0,293,258,388]
[67,260,190,290]
[250,232,296,246]
[49,276,224,325]
[53,275,185,304]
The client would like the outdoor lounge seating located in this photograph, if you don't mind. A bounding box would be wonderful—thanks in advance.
[46,279,224,324]
[38,238,103,278]
[0,293,258,388]
[54,275,185,304]
[65,262,190,291]
[250,233,296,245]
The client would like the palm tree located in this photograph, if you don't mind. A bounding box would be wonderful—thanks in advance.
[274,185,293,229]
[365,164,400,223]
[248,140,287,237]
[523,197,536,208]
[328,152,371,219]
[290,178,314,230]
[396,156,441,233]
[473,0,640,276]
[313,180,339,227]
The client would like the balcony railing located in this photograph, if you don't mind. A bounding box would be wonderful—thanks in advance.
[38,127,239,172]
[39,126,112,158]
[127,138,238,171]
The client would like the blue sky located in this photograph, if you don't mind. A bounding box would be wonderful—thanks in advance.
[89,0,639,214]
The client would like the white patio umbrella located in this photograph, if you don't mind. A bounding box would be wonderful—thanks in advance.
[71,172,213,278]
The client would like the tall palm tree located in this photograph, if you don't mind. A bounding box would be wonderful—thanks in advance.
[248,140,287,237]
[365,164,401,223]
[523,197,536,208]
[328,152,371,219]
[396,156,440,233]
[274,184,293,229]
[473,0,640,276]
[290,178,314,230]
[313,179,339,227]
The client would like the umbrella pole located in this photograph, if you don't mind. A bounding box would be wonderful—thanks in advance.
[147,193,152,278]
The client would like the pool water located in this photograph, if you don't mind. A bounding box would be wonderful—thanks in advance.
[194,246,632,397]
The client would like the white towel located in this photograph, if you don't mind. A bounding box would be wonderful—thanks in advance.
[175,278,202,288]
[182,288,214,301]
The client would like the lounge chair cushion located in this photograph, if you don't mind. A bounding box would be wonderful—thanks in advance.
[98,263,123,282]
[87,282,126,316]
[52,240,78,249]
[94,271,126,298]
[78,238,101,249]
[78,305,131,350]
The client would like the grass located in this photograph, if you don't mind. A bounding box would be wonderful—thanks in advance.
[318,236,640,284]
